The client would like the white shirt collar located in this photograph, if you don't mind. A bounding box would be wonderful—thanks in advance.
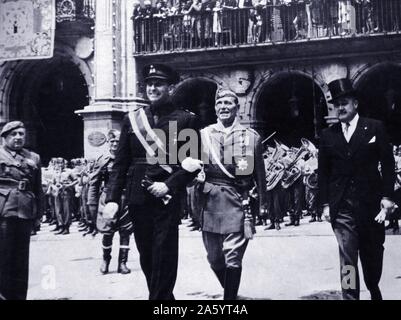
[341,113,359,142]
[341,113,359,130]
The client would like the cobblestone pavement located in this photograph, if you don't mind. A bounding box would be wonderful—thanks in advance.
[27,217,401,300]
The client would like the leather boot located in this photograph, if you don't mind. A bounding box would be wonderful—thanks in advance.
[117,249,131,274]
[224,267,242,300]
[100,248,112,275]
[51,225,61,232]
[285,219,295,226]
[370,287,382,300]
[54,226,65,235]
[61,226,70,235]
[83,225,94,237]
[211,267,225,288]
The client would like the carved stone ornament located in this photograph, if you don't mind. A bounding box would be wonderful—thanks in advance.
[75,36,94,60]
[228,69,254,96]
[88,131,107,147]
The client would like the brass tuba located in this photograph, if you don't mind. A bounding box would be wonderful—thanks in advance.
[281,138,315,189]
[302,140,318,190]
[265,141,287,191]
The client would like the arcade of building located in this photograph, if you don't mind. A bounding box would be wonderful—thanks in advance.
[0,0,401,162]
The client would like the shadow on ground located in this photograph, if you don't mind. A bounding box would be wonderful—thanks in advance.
[300,290,342,300]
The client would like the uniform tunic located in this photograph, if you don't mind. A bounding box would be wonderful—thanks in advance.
[199,120,266,268]
[0,146,43,300]
[106,102,199,300]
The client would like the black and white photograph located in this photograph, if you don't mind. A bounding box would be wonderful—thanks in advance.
[1,0,401,306]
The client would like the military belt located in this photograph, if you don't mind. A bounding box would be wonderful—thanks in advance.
[0,178,31,191]
[206,177,253,190]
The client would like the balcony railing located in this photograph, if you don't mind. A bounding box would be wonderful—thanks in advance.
[56,0,95,23]
[133,0,401,54]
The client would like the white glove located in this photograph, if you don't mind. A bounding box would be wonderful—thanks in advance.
[147,182,170,198]
[195,169,206,183]
[375,209,387,224]
[181,157,204,173]
[103,202,119,219]
[322,205,330,223]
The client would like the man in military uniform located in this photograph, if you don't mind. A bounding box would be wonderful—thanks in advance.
[104,64,199,300]
[198,89,267,300]
[88,130,133,275]
[0,121,43,300]
[51,158,76,235]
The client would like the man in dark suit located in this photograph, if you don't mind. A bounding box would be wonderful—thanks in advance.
[104,64,199,300]
[318,78,395,300]
[0,121,43,300]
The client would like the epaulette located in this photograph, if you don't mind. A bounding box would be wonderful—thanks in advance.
[246,127,260,137]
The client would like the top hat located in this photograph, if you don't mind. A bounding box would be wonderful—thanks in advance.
[0,121,25,138]
[327,78,357,103]
[142,64,180,85]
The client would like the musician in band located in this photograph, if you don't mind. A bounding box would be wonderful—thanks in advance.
[282,147,305,227]
[104,64,199,300]
[302,147,321,222]
[318,78,395,300]
[264,145,286,231]
[198,89,267,300]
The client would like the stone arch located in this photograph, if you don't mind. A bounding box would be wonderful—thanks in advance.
[252,69,327,146]
[248,68,328,124]
[0,42,93,162]
[0,43,94,124]
[353,61,401,144]
[173,76,219,128]
[352,61,401,88]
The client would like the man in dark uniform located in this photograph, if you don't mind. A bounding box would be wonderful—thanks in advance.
[0,121,43,300]
[88,130,133,275]
[318,78,395,300]
[104,64,199,300]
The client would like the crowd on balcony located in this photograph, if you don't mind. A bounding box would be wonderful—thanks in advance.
[132,0,401,53]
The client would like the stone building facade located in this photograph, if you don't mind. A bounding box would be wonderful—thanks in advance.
[1,0,401,162]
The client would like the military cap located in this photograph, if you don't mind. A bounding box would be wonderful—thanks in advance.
[1,121,25,138]
[107,129,121,141]
[142,64,180,85]
[215,88,239,104]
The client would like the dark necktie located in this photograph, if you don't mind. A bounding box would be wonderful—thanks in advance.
[153,114,159,126]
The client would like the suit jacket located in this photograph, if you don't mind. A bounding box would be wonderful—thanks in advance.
[318,116,395,223]
[105,102,199,210]
[0,146,43,220]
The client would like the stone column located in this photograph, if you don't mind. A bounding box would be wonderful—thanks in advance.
[76,0,147,158]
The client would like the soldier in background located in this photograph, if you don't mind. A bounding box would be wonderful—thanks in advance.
[88,130,133,275]
[51,158,76,235]
[0,121,43,300]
